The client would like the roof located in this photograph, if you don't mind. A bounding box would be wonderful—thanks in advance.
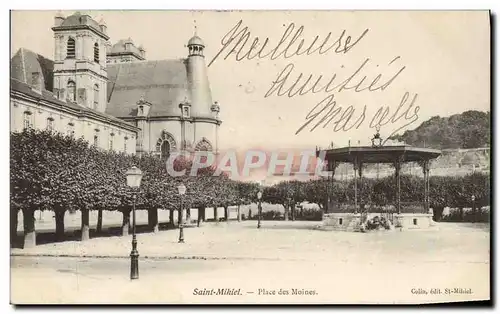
[11,48,54,92]
[106,59,190,118]
[318,145,442,163]
[188,35,205,47]
[10,48,137,131]
[108,39,144,59]
[52,12,108,40]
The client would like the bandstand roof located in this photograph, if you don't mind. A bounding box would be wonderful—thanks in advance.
[319,145,442,164]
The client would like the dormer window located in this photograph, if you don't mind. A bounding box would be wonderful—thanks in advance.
[183,107,190,118]
[139,105,144,115]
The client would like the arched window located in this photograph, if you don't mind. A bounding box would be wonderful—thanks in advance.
[23,111,33,130]
[155,131,177,159]
[67,81,76,102]
[195,138,213,152]
[124,136,128,153]
[93,84,99,109]
[94,43,99,63]
[66,38,76,59]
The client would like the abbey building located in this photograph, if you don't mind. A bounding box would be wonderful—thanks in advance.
[10,11,222,158]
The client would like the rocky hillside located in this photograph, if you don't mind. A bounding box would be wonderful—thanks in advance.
[389,110,490,149]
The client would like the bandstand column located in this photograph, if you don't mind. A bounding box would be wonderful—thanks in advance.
[353,157,359,214]
[426,161,431,213]
[421,160,430,213]
[326,160,338,214]
[358,162,363,213]
[394,158,402,215]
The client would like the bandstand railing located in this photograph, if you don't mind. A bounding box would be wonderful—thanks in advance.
[326,201,428,214]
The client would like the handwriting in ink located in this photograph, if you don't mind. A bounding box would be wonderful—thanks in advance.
[265,56,405,98]
[208,20,369,67]
[295,91,420,140]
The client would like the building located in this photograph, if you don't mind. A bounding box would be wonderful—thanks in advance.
[10,11,222,158]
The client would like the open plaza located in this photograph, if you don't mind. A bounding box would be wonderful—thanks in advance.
[11,219,490,304]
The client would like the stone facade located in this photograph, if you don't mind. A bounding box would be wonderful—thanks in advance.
[10,11,221,157]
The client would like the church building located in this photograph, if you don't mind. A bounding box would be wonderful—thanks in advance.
[10,11,222,159]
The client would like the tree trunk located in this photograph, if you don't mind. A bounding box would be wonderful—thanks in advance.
[291,204,295,221]
[22,208,36,248]
[224,206,229,221]
[433,207,444,222]
[81,209,90,241]
[249,209,252,219]
[169,208,175,227]
[55,210,66,240]
[196,207,203,227]
[122,210,131,236]
[237,204,241,222]
[11,208,18,247]
[186,208,191,223]
[148,208,159,233]
[284,204,289,221]
[96,208,103,234]
[214,207,219,221]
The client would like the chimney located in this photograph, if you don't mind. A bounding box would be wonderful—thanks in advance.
[138,46,146,59]
[54,11,65,27]
[99,18,107,33]
[31,72,42,93]
[125,38,133,51]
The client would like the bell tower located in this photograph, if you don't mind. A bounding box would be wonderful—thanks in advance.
[52,11,110,112]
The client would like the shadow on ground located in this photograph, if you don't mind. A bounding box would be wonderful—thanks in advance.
[11,222,183,249]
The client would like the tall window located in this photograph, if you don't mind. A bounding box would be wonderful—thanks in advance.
[46,117,55,132]
[93,84,99,109]
[66,38,76,59]
[67,81,76,102]
[94,43,99,63]
[67,123,75,138]
[23,111,33,130]
[93,130,100,147]
[109,133,114,151]
[161,141,170,160]
[124,137,128,153]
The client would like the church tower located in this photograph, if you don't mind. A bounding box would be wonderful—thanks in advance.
[52,11,109,112]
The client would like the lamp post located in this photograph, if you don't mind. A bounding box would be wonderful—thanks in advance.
[125,166,143,280]
[257,191,262,229]
[178,183,186,243]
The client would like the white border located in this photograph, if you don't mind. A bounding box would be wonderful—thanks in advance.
[2,1,497,312]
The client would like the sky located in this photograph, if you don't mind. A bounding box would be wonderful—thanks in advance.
[11,10,490,151]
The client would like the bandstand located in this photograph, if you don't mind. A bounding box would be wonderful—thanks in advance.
[316,131,441,231]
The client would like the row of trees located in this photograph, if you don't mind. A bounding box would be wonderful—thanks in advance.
[11,130,260,248]
[11,130,490,248]
[260,172,490,221]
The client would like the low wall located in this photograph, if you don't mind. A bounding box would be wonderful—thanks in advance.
[323,213,435,232]
[323,213,362,231]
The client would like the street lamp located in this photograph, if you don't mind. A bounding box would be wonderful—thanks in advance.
[257,191,262,229]
[125,166,143,280]
[178,183,187,243]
